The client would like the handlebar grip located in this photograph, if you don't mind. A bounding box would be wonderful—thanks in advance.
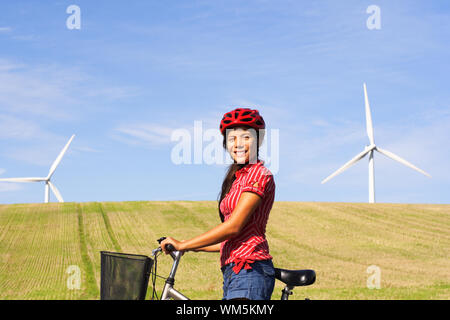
[165,243,175,252]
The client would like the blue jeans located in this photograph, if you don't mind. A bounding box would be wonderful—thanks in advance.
[221,259,275,300]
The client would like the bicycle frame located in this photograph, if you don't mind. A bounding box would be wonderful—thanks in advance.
[152,243,314,300]
[159,249,189,300]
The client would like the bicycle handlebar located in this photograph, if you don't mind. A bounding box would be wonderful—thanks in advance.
[157,237,176,253]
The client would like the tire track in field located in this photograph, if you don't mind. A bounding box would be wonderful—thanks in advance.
[97,202,122,252]
[76,204,98,298]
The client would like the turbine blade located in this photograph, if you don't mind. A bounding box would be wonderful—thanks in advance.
[0,177,46,183]
[376,147,431,178]
[47,134,75,179]
[321,148,371,184]
[364,83,375,145]
[48,181,64,202]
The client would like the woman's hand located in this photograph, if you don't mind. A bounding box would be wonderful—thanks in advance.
[160,237,185,254]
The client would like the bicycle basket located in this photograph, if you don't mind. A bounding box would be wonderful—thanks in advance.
[100,251,153,300]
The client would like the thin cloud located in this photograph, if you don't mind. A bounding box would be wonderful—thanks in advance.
[113,123,176,147]
[0,113,99,167]
[0,183,22,192]
[0,27,12,33]
[0,61,80,119]
[0,114,51,140]
[0,168,23,192]
[0,59,141,120]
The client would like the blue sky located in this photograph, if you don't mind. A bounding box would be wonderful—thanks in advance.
[0,0,449,204]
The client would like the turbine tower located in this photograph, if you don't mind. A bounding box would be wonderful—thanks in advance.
[0,134,75,203]
[321,84,431,203]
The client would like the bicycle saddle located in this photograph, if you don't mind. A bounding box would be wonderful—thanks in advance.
[274,268,316,287]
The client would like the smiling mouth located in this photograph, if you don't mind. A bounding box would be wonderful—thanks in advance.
[234,150,247,157]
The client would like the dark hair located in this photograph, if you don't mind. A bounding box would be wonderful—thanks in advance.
[217,128,260,222]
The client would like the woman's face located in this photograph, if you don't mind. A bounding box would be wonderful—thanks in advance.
[226,127,258,164]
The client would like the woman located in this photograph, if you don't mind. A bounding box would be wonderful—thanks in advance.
[161,107,276,300]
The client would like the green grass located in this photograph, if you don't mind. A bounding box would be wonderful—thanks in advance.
[0,201,448,300]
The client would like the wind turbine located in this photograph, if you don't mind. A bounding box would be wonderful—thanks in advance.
[0,134,75,203]
[321,84,431,203]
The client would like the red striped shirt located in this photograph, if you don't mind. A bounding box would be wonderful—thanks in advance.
[219,159,276,274]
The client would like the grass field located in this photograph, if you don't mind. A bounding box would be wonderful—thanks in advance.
[0,201,448,300]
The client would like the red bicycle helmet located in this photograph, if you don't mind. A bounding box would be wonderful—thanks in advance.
[220,108,265,135]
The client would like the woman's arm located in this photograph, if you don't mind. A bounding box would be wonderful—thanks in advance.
[191,243,221,252]
[161,192,262,254]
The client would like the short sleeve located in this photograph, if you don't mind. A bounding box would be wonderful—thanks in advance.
[241,166,274,199]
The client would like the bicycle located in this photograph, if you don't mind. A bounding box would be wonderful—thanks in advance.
[151,237,316,300]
